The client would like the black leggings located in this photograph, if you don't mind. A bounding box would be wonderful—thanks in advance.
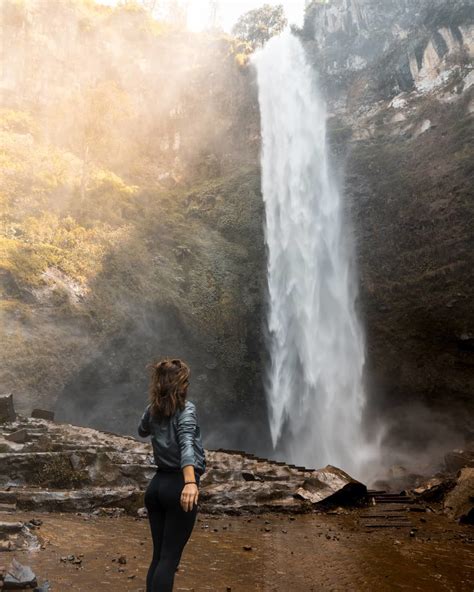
[144,470,200,592]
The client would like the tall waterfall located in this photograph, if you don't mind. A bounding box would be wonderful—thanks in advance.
[253,32,367,478]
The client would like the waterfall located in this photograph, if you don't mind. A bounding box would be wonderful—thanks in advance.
[253,32,367,478]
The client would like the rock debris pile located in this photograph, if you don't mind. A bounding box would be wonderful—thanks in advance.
[0,395,366,516]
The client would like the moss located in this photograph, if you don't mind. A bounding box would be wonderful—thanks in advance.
[32,455,88,489]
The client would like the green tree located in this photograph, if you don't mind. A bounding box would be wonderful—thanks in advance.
[232,4,287,49]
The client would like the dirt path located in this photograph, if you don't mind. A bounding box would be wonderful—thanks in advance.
[4,509,473,591]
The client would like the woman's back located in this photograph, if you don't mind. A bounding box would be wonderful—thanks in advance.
[139,400,206,476]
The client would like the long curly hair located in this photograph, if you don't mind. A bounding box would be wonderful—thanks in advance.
[148,358,190,418]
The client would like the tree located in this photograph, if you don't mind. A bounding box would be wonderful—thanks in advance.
[232,4,287,49]
[55,81,131,202]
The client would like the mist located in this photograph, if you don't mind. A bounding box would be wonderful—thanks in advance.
[0,0,269,455]
[1,0,473,486]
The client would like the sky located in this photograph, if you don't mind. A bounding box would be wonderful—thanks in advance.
[187,1,307,32]
[97,1,307,32]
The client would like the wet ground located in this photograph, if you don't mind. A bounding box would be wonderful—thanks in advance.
[4,509,473,591]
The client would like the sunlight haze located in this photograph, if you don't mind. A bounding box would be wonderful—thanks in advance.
[97,1,307,31]
[187,1,306,31]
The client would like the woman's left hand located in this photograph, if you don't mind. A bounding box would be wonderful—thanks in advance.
[180,483,199,512]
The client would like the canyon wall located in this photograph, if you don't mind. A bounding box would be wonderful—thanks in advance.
[302,0,474,462]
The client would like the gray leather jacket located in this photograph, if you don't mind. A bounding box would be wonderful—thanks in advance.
[138,400,206,476]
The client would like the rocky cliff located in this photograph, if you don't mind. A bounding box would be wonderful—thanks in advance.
[1,0,472,470]
[301,0,473,463]
[0,0,267,450]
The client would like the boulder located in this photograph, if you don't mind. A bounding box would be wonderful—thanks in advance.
[31,409,55,421]
[0,521,24,535]
[294,465,367,506]
[0,521,39,553]
[413,476,456,502]
[445,449,474,473]
[199,480,302,513]
[5,429,28,444]
[443,468,474,523]
[3,558,37,589]
[0,394,16,424]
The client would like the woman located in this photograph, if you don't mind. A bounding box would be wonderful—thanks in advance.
[138,358,206,592]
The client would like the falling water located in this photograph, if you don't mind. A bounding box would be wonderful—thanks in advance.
[253,32,367,478]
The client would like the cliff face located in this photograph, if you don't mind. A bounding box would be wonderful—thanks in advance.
[302,0,474,457]
[1,0,472,465]
[0,0,268,451]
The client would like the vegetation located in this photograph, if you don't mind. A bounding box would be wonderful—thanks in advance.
[32,456,88,488]
[0,0,264,426]
[232,3,287,49]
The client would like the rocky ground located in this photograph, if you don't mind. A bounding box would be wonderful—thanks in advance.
[0,396,367,517]
[0,399,473,590]
[1,507,473,591]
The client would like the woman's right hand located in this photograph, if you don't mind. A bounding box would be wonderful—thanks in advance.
[180,483,199,512]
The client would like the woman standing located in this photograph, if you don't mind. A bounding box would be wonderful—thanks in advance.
[138,358,206,592]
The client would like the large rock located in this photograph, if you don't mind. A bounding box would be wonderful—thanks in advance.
[31,409,55,422]
[413,476,456,502]
[443,467,474,523]
[0,521,38,553]
[294,465,367,506]
[5,429,27,443]
[3,558,37,589]
[199,452,367,513]
[0,395,16,424]
[445,449,474,473]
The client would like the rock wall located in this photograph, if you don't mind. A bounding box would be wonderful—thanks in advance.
[301,0,474,460]
[0,0,269,452]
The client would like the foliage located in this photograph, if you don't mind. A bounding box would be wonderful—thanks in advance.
[32,456,88,488]
[0,108,36,135]
[0,214,122,286]
[232,3,287,49]
[228,38,254,67]
[0,0,263,419]
[51,81,132,199]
